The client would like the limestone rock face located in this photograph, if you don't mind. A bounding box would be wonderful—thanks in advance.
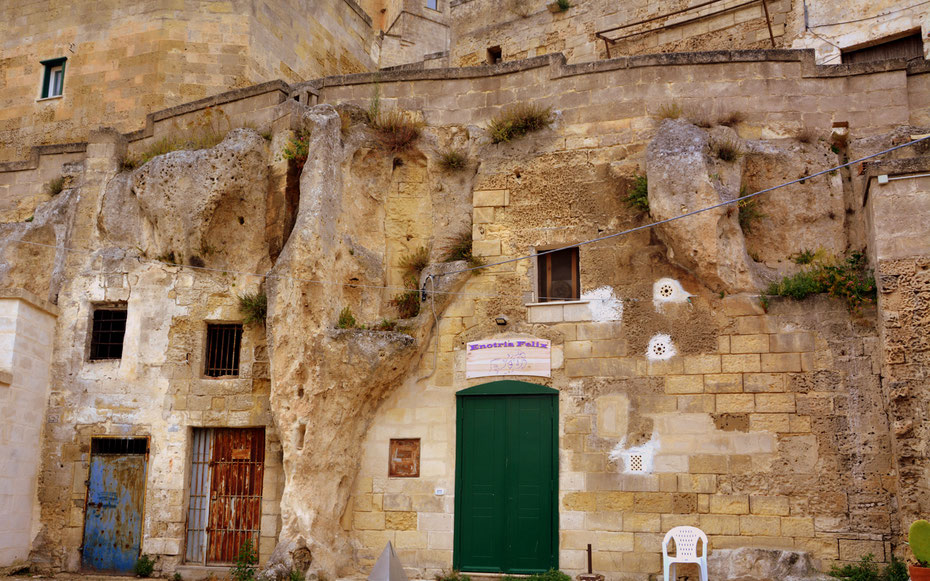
[264,105,469,577]
[647,119,759,292]
[708,548,831,581]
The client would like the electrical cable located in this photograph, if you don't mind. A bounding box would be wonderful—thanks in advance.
[808,0,930,28]
[437,133,930,278]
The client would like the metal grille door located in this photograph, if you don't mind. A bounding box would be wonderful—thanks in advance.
[185,428,265,565]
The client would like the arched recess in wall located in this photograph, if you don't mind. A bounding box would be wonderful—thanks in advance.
[454,380,559,573]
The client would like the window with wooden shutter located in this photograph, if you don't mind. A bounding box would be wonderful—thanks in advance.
[536,247,579,302]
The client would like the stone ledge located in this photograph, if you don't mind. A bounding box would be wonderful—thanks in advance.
[0,369,11,386]
[0,288,60,316]
[527,300,593,323]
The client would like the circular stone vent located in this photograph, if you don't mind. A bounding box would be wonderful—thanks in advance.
[652,278,692,309]
[647,334,676,361]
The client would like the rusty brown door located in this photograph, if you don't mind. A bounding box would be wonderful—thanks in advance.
[186,428,265,564]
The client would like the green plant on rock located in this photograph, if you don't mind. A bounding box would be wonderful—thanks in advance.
[556,0,572,10]
[656,103,682,120]
[527,569,572,581]
[710,137,743,162]
[438,148,468,171]
[882,555,909,581]
[230,538,257,581]
[765,251,876,311]
[442,231,484,269]
[125,106,232,169]
[44,175,65,196]
[134,554,155,578]
[337,306,358,329]
[830,554,879,581]
[792,248,817,265]
[371,109,424,153]
[238,291,267,325]
[625,173,649,213]
[282,129,311,168]
[435,571,471,581]
[488,103,552,143]
[737,191,766,234]
[391,289,421,319]
[173,573,183,581]
[400,246,431,278]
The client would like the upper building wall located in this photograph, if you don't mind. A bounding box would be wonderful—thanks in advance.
[0,0,377,163]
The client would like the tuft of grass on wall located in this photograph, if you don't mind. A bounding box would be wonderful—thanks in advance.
[795,127,817,144]
[44,175,65,196]
[737,189,766,233]
[282,129,311,168]
[488,103,552,144]
[238,291,267,325]
[371,109,424,153]
[710,137,744,162]
[625,173,649,213]
[765,251,876,311]
[656,103,682,120]
[337,306,358,329]
[556,0,572,10]
[442,231,484,269]
[437,148,468,171]
[717,111,745,127]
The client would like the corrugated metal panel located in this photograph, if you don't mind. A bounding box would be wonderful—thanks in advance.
[185,428,213,564]
[82,439,148,573]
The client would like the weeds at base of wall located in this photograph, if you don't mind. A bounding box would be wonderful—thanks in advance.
[765,251,876,311]
[436,571,472,581]
[829,554,908,581]
[122,106,235,170]
[239,291,267,325]
[488,103,552,143]
[625,174,649,213]
[172,573,183,581]
[230,539,257,581]
[44,175,65,196]
[134,554,155,578]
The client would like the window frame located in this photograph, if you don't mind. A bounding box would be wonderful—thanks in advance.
[40,57,67,100]
[88,303,128,361]
[203,322,244,378]
[426,0,439,11]
[535,245,580,302]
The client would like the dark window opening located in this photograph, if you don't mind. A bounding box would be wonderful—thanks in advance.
[842,32,924,65]
[204,323,243,377]
[40,57,67,99]
[91,437,148,455]
[89,306,127,360]
[488,46,503,64]
[537,247,579,302]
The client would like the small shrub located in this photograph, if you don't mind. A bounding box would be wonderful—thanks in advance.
[391,289,421,319]
[710,137,744,162]
[337,306,358,329]
[173,573,183,581]
[156,251,177,265]
[288,570,303,581]
[765,251,876,311]
[134,554,155,578]
[282,129,311,168]
[882,555,909,581]
[792,248,816,265]
[435,571,472,581]
[718,111,745,127]
[625,174,649,213]
[796,127,817,144]
[737,193,766,234]
[488,103,552,144]
[438,148,468,171]
[375,318,397,331]
[400,246,431,278]
[556,0,572,10]
[656,103,682,120]
[239,292,267,325]
[230,539,257,581]
[24,215,34,223]
[527,569,572,581]
[372,109,424,153]
[829,553,878,581]
[44,176,65,196]
[442,232,484,269]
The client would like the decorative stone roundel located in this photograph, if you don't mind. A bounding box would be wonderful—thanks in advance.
[652,277,692,310]
[646,334,676,361]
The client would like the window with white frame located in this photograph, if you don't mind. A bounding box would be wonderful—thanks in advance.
[40,57,67,99]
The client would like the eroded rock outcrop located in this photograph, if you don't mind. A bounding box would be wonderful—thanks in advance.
[708,548,831,581]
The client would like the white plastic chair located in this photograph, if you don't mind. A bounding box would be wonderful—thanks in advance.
[662,526,709,581]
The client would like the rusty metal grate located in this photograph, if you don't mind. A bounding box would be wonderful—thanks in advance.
[89,307,127,360]
[185,428,265,565]
[204,324,243,377]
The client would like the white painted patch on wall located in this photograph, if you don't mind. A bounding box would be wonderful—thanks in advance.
[581,286,623,322]
[608,436,659,474]
[646,334,676,361]
[653,277,692,311]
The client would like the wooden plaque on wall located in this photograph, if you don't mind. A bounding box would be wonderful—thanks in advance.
[389,438,420,477]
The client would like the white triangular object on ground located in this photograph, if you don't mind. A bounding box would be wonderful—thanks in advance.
[368,541,408,581]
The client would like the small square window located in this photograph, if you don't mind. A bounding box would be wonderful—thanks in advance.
[426,0,438,10]
[487,46,503,64]
[90,306,127,360]
[40,57,67,99]
[537,247,579,302]
[204,323,243,377]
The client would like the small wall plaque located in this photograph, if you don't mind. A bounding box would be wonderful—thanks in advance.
[389,438,420,477]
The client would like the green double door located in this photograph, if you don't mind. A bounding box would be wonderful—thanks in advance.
[454,381,558,573]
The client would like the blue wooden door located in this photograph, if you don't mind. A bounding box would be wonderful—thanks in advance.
[82,448,147,573]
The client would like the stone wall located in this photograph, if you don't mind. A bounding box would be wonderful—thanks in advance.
[379,0,450,68]
[0,291,58,570]
[0,0,376,163]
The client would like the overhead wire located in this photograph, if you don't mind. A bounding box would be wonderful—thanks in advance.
[437,133,930,278]
[8,134,930,298]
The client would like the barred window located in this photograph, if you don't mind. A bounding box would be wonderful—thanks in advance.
[89,306,127,360]
[204,324,243,378]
